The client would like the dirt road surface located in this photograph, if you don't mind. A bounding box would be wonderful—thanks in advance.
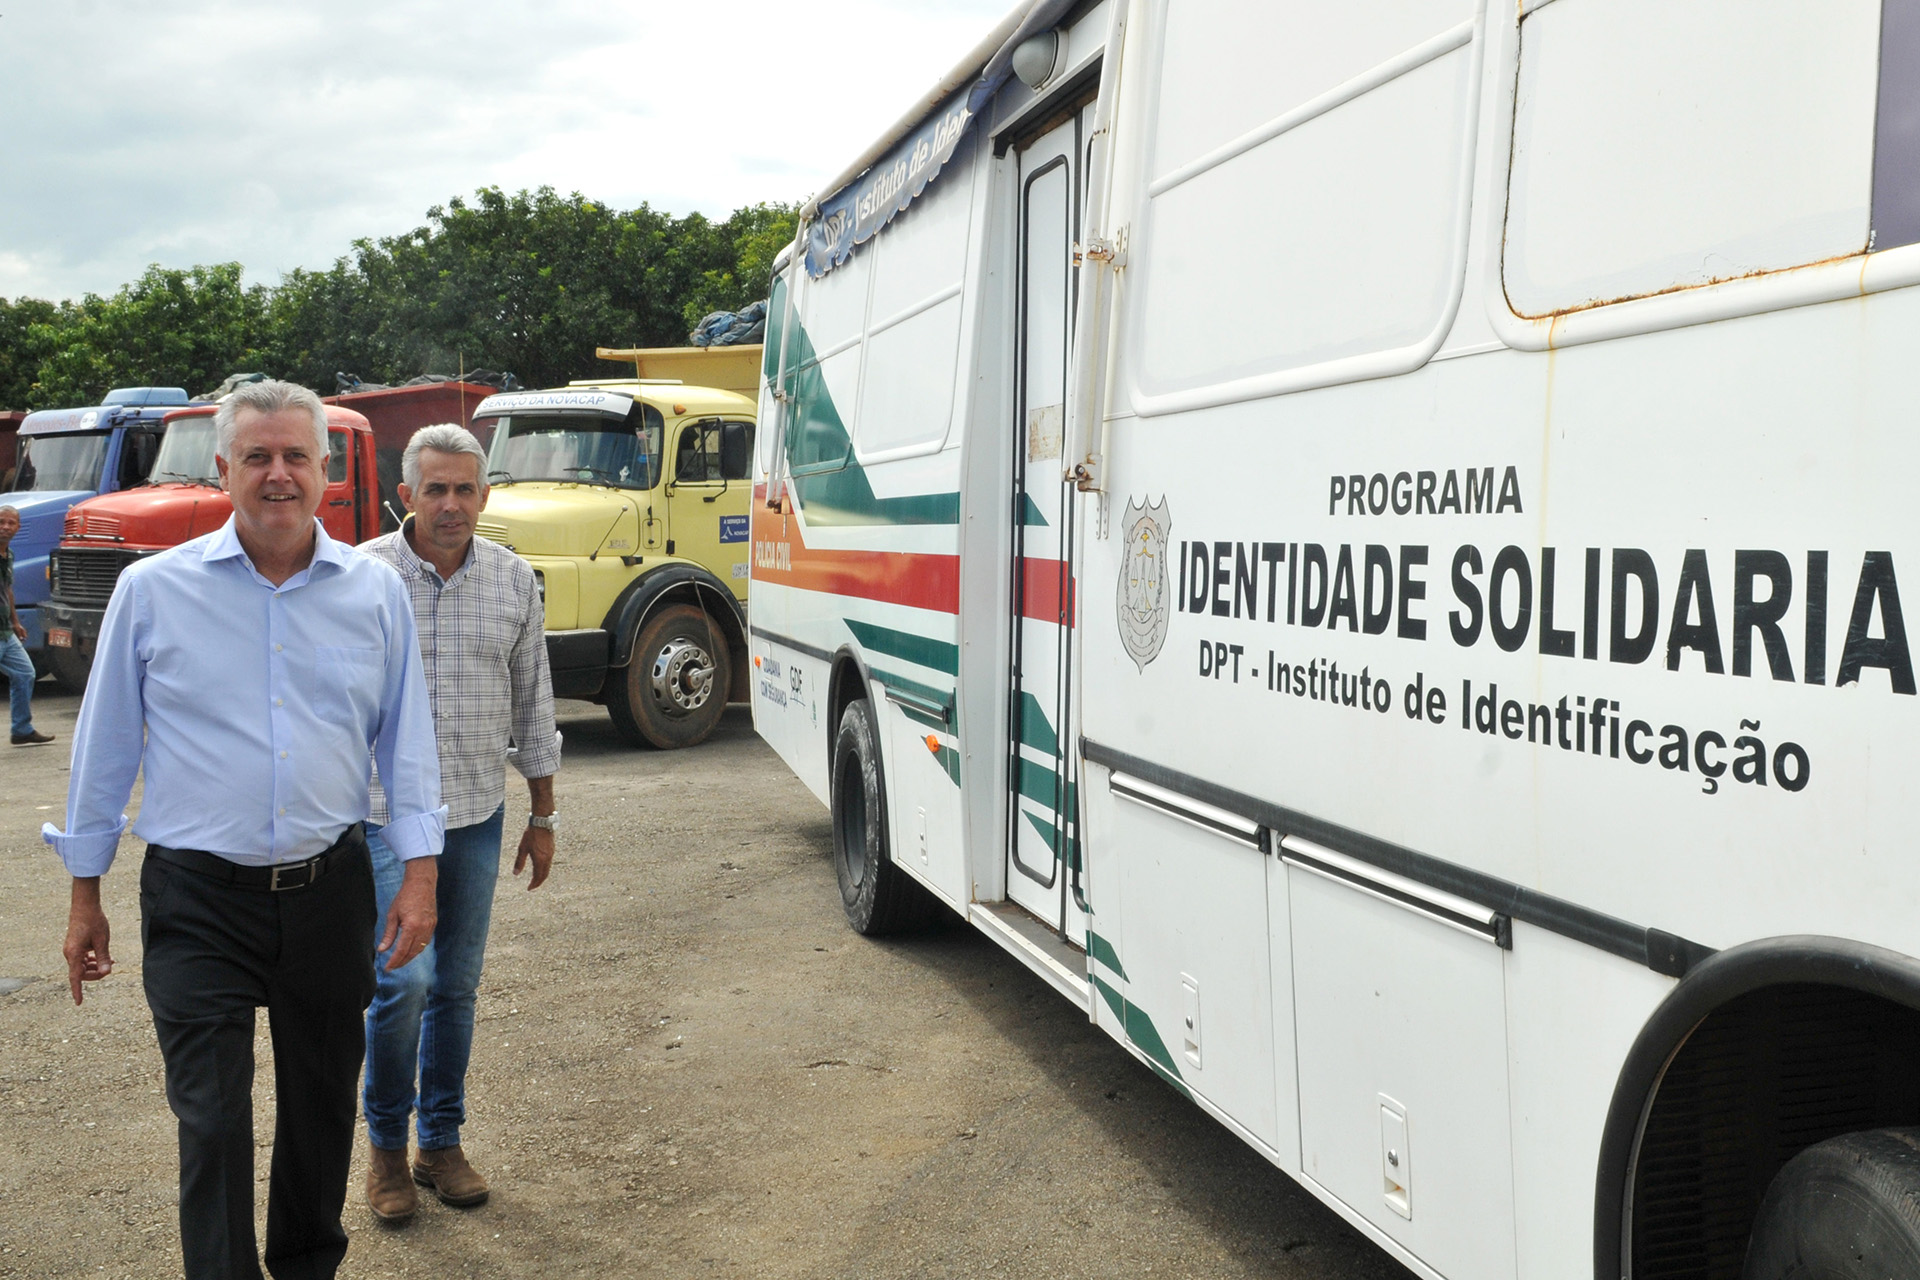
[0,687,1414,1280]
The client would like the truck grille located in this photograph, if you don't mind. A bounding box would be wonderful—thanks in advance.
[475,519,512,546]
[51,548,146,605]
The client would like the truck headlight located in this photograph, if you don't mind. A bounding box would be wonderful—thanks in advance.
[533,569,546,603]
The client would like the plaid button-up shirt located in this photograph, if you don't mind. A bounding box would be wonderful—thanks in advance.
[362,526,560,829]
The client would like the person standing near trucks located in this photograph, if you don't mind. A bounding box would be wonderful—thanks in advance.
[46,379,446,1280]
[358,423,560,1222]
[0,504,54,746]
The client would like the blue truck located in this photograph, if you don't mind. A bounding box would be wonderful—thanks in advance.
[3,387,194,685]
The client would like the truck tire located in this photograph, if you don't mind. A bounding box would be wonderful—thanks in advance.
[606,603,730,749]
[1742,1127,1920,1279]
[830,698,935,935]
[47,646,90,695]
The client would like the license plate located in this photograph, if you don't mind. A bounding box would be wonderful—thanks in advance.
[47,628,72,648]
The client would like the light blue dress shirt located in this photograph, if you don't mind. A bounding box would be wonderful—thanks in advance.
[44,518,447,877]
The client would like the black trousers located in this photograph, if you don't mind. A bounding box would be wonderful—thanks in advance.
[140,833,377,1280]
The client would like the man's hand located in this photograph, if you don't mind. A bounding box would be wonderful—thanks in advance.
[514,824,553,891]
[516,775,556,892]
[378,857,438,972]
[11,622,24,642]
[64,878,114,1004]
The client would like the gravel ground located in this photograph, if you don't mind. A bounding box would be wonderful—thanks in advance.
[0,685,1413,1280]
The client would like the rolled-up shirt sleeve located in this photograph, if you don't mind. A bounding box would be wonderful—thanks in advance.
[508,565,561,781]
[372,573,446,861]
[43,573,146,876]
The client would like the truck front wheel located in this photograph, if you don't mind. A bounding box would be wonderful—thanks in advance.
[607,603,731,749]
[830,698,935,935]
[1741,1127,1920,1278]
[47,646,90,695]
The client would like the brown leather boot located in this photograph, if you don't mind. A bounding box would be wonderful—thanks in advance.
[413,1144,490,1207]
[366,1144,417,1222]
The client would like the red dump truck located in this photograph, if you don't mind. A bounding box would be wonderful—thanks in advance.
[324,380,501,532]
[41,404,380,688]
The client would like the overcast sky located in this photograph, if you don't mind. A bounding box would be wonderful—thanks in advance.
[1,0,1009,302]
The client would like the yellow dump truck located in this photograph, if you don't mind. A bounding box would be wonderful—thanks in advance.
[472,345,758,748]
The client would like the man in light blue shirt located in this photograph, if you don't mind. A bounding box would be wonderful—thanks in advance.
[46,380,448,1280]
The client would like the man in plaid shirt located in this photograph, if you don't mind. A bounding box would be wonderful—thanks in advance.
[358,424,561,1222]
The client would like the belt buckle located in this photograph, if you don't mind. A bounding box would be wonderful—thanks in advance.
[269,857,314,892]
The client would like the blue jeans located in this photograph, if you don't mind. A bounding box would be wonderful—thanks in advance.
[362,806,505,1152]
[0,632,36,737]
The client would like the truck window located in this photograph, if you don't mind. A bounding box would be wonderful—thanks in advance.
[856,138,974,457]
[14,433,109,493]
[1503,0,1881,316]
[487,404,664,489]
[675,420,754,484]
[1874,0,1920,250]
[788,248,868,475]
[117,429,162,488]
[328,430,350,483]
[1133,0,1475,399]
[151,418,219,484]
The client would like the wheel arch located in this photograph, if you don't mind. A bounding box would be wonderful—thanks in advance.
[1596,934,1920,1280]
[826,644,874,776]
[602,562,749,697]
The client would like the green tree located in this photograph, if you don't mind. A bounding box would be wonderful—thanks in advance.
[268,187,759,390]
[2,191,798,405]
[259,261,387,396]
[28,263,272,407]
[0,296,64,410]
[679,202,798,335]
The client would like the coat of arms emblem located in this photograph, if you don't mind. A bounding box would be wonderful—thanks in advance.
[1116,496,1171,672]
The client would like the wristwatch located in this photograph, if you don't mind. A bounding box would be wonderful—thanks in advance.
[528,813,559,832]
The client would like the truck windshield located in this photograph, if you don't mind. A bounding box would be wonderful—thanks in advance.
[485,412,663,489]
[14,432,108,493]
[149,418,219,484]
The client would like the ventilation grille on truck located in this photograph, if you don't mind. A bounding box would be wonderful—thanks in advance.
[62,509,121,540]
[1631,984,1920,1280]
[50,548,145,605]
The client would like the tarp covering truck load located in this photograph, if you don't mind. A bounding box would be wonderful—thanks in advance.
[749,0,1920,1276]
[469,344,759,748]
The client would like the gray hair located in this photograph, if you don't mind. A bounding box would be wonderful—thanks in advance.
[213,379,328,460]
[402,424,488,491]
[0,506,17,520]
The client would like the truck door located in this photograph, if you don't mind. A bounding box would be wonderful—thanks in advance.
[320,426,359,543]
[666,417,754,596]
[1006,102,1094,940]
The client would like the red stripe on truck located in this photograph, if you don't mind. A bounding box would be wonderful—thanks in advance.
[751,494,1074,626]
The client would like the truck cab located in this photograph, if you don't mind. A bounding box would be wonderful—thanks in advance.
[1,387,194,673]
[470,345,759,748]
[41,403,380,689]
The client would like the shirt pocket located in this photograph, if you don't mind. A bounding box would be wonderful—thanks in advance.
[314,645,386,729]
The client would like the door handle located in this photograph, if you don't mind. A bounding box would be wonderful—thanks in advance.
[328,498,352,507]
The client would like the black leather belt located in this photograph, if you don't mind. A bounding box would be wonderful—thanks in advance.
[146,824,366,892]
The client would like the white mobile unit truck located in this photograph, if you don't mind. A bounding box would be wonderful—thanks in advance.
[750,1,1920,1275]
